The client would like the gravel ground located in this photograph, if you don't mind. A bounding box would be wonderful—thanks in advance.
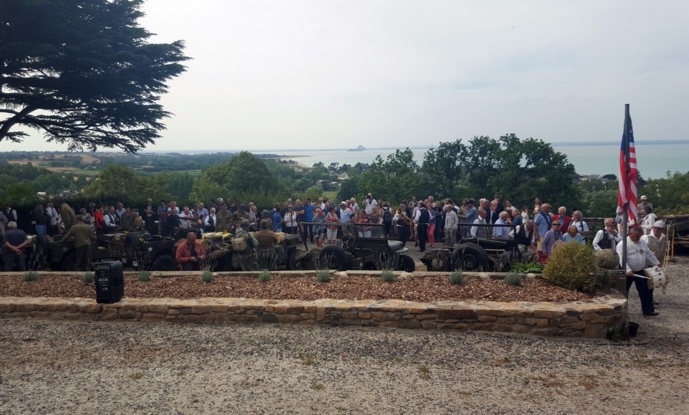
[1,257,688,414]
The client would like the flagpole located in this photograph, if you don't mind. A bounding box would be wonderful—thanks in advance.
[621,104,630,286]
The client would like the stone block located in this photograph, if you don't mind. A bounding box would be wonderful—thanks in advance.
[399,320,422,329]
[436,309,477,320]
[79,303,103,314]
[342,311,359,320]
[191,306,211,315]
[478,315,497,322]
[261,313,279,323]
[415,313,438,320]
[358,312,372,319]
[316,307,326,321]
[583,324,607,338]
[100,308,119,320]
[379,321,401,328]
[580,313,600,322]
[421,320,438,330]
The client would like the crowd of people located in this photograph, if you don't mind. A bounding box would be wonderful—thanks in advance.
[1,193,671,318]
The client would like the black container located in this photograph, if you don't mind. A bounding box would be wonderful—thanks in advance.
[94,261,124,304]
[628,322,640,337]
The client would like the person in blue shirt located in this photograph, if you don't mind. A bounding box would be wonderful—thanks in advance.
[302,199,315,243]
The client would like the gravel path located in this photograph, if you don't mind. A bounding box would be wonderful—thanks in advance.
[2,257,689,414]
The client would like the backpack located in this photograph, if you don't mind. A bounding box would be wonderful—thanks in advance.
[232,234,249,252]
[382,209,393,224]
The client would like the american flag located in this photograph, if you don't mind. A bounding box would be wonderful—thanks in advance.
[618,107,638,222]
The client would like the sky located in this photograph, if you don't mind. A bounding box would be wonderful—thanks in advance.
[4,0,689,152]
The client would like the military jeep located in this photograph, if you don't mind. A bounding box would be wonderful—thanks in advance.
[421,223,525,272]
[203,231,304,271]
[301,222,415,272]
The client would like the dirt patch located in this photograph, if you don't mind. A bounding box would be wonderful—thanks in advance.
[0,274,590,303]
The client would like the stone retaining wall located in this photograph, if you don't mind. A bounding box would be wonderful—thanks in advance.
[0,295,626,338]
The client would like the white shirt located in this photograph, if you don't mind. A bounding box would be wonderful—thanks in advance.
[179,211,194,229]
[592,228,621,251]
[571,220,589,235]
[471,218,488,238]
[444,210,458,230]
[617,237,659,273]
[364,198,377,214]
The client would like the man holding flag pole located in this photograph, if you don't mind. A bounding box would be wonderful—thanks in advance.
[617,104,662,317]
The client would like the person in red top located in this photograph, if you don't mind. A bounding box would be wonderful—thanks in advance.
[175,231,207,271]
[553,206,572,231]
[93,205,106,234]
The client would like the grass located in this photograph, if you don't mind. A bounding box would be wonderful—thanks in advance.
[83,272,95,284]
[504,272,522,286]
[298,353,317,366]
[449,270,464,285]
[137,270,151,282]
[259,270,272,282]
[128,372,144,381]
[23,271,39,282]
[418,365,431,380]
[316,269,331,283]
[380,270,396,283]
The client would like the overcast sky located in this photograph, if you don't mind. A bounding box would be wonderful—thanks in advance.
[6,0,689,152]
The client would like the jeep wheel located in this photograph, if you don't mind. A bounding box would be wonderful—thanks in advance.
[318,246,351,271]
[453,243,491,271]
[151,254,178,271]
[397,254,416,272]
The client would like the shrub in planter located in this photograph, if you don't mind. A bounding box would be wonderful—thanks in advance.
[595,249,620,270]
[543,242,599,293]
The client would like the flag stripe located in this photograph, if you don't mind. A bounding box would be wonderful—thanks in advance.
[618,109,638,223]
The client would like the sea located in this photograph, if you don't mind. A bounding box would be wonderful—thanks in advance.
[249,141,689,180]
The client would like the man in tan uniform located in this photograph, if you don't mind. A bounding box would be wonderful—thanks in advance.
[62,216,94,271]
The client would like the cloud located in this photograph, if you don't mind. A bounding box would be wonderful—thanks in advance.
[5,0,688,152]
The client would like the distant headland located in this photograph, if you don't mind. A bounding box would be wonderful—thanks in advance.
[347,144,366,152]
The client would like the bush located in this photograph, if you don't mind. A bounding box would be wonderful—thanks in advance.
[449,271,464,285]
[201,269,213,283]
[83,272,95,284]
[316,270,331,283]
[504,272,522,286]
[23,271,39,282]
[543,242,599,293]
[380,270,396,283]
[259,270,272,282]
[138,271,151,282]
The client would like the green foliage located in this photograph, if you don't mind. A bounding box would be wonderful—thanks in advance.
[358,149,422,203]
[638,171,689,214]
[504,272,523,286]
[449,271,464,285]
[420,135,580,208]
[259,270,272,282]
[543,242,599,293]
[83,272,95,284]
[190,152,287,208]
[316,270,331,283]
[510,262,544,274]
[138,271,151,282]
[380,270,396,283]
[201,269,213,283]
[23,271,39,282]
[302,185,325,202]
[0,0,189,151]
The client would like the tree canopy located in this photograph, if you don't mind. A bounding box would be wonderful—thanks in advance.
[0,0,189,152]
